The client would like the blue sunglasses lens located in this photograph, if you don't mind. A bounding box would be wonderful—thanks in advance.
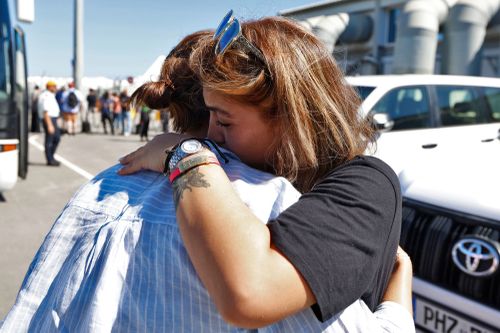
[218,18,240,54]
[214,9,233,39]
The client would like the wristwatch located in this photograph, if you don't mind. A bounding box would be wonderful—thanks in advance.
[167,139,209,173]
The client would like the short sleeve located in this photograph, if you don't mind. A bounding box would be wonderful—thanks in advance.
[41,95,51,112]
[267,157,401,322]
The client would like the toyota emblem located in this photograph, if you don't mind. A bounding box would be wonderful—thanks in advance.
[452,236,500,277]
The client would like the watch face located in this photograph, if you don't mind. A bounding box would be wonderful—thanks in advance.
[181,140,203,154]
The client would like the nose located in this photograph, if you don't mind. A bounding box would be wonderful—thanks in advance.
[207,114,224,145]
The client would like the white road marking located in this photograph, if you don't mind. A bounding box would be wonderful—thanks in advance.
[29,135,94,180]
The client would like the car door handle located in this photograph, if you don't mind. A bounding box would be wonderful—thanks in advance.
[422,144,437,149]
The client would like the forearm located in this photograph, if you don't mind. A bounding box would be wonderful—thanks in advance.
[382,249,413,315]
[43,112,51,124]
[175,164,268,293]
[43,112,53,131]
[174,164,314,327]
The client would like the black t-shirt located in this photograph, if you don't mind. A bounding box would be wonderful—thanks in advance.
[267,155,401,322]
[87,94,97,108]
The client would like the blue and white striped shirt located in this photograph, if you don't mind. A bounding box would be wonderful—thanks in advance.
[1,150,413,332]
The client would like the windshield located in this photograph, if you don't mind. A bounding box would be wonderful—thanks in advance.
[352,85,375,101]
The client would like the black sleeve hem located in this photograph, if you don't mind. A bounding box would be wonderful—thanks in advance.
[268,221,332,322]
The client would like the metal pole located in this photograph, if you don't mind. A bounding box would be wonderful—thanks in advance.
[372,0,381,74]
[73,0,83,89]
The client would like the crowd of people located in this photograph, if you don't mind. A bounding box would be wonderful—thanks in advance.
[88,89,134,136]
[31,81,163,166]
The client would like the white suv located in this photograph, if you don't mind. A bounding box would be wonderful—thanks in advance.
[348,75,500,175]
[399,140,500,332]
[348,75,500,332]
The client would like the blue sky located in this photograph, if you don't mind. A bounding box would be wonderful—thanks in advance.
[21,0,314,78]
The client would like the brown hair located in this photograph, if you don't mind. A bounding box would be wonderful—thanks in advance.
[130,30,212,133]
[190,16,374,192]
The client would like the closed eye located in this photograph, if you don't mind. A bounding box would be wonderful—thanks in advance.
[216,120,230,127]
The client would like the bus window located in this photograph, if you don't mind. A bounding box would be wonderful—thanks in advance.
[14,28,26,91]
[0,23,11,100]
[14,26,28,179]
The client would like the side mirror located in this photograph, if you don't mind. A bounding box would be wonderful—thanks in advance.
[371,112,394,132]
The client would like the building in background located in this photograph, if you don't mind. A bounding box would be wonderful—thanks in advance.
[280,0,500,77]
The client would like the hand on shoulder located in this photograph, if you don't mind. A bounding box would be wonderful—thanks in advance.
[118,132,190,175]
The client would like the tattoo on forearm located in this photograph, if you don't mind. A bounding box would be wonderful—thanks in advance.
[173,168,210,207]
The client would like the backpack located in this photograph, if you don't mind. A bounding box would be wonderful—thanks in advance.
[67,91,79,108]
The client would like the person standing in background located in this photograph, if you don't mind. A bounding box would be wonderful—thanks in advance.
[30,85,41,132]
[62,82,84,135]
[55,86,66,134]
[160,109,170,132]
[111,92,122,133]
[119,90,130,136]
[55,86,65,112]
[86,88,98,130]
[139,105,150,141]
[99,91,114,135]
[37,81,61,166]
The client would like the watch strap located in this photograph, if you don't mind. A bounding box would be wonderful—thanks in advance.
[163,138,230,176]
[163,144,179,175]
[168,139,211,174]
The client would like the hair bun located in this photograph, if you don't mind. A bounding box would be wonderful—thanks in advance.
[130,79,174,110]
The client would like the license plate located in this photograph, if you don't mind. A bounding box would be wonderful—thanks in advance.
[414,295,497,333]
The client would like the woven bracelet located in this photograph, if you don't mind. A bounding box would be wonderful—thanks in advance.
[169,155,220,184]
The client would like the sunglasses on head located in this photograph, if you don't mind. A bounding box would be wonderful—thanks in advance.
[213,10,266,64]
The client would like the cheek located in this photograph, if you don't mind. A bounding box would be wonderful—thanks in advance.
[229,131,269,165]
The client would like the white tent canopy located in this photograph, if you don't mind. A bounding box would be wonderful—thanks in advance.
[28,55,166,96]
[128,55,166,94]
[28,76,114,93]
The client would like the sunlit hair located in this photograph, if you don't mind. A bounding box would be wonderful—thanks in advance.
[190,16,374,192]
[130,30,212,133]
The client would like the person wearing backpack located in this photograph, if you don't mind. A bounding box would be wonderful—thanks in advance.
[61,82,84,135]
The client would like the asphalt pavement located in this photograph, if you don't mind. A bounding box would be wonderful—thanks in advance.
[0,127,159,319]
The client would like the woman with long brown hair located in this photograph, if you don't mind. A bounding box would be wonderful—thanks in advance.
[119,12,410,330]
